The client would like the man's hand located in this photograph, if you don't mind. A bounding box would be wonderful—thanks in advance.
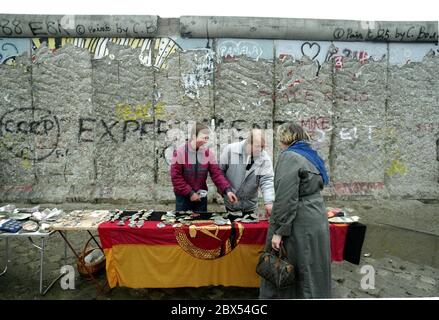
[271,234,282,251]
[190,192,201,202]
[227,191,238,204]
[264,203,273,218]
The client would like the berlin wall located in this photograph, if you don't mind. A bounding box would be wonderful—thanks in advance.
[0,15,438,203]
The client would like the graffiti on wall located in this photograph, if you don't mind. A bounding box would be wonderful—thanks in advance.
[2,36,439,199]
[0,107,60,161]
[331,25,437,42]
[0,184,33,193]
[0,15,157,37]
[0,38,30,64]
[78,117,155,143]
[276,85,370,103]
[277,40,439,76]
[115,101,165,121]
[277,40,387,75]
[218,39,273,61]
[275,117,331,143]
[333,182,385,195]
[385,159,408,176]
[31,37,182,69]
[0,103,165,163]
[338,125,377,141]
[181,49,215,99]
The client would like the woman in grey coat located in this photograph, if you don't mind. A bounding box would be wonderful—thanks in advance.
[259,122,331,299]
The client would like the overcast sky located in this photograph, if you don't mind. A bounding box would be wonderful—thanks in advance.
[0,0,438,21]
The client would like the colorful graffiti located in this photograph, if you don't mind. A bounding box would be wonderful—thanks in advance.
[276,40,438,75]
[115,101,165,121]
[0,38,30,64]
[277,40,387,75]
[31,37,182,69]
[385,159,409,176]
[333,182,385,195]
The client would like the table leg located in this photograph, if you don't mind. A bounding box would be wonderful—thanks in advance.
[0,237,9,276]
[64,235,68,264]
[39,237,44,293]
[57,231,108,295]
[87,231,103,251]
[28,236,64,296]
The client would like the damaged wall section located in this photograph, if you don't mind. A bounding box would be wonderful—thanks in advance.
[0,35,438,203]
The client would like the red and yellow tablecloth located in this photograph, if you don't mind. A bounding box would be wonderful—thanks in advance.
[98,221,351,289]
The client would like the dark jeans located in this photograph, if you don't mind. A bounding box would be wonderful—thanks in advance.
[175,194,207,213]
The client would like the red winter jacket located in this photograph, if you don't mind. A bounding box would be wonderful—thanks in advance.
[170,142,231,197]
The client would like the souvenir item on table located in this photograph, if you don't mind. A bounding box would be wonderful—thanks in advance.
[117,216,130,226]
[157,222,166,228]
[8,213,31,221]
[32,208,63,222]
[16,205,40,213]
[0,204,16,213]
[327,207,344,218]
[213,216,231,226]
[0,219,22,233]
[21,220,39,232]
[40,223,51,232]
[50,210,108,229]
[140,209,153,220]
[328,216,360,224]
[327,207,360,224]
[235,214,258,223]
[128,213,141,228]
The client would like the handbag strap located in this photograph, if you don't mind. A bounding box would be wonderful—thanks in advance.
[279,243,288,259]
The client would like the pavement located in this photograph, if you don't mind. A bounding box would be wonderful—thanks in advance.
[0,200,438,299]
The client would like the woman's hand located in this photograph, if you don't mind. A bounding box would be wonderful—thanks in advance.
[271,234,282,251]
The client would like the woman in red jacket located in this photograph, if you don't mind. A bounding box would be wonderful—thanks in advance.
[170,123,238,212]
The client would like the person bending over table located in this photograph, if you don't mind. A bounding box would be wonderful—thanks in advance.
[170,122,238,213]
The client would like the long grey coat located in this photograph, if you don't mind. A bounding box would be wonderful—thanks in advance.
[259,150,331,299]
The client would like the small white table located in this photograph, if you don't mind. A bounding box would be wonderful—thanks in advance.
[0,229,66,295]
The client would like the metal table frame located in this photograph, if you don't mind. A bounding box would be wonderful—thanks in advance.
[55,230,109,295]
[0,230,67,295]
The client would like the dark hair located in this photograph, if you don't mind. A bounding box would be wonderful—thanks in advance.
[191,123,209,138]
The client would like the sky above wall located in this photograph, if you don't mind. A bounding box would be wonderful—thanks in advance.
[0,0,438,21]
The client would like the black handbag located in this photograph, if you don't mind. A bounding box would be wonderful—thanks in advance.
[256,245,295,289]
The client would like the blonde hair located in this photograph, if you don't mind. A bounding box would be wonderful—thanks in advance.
[277,122,310,145]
